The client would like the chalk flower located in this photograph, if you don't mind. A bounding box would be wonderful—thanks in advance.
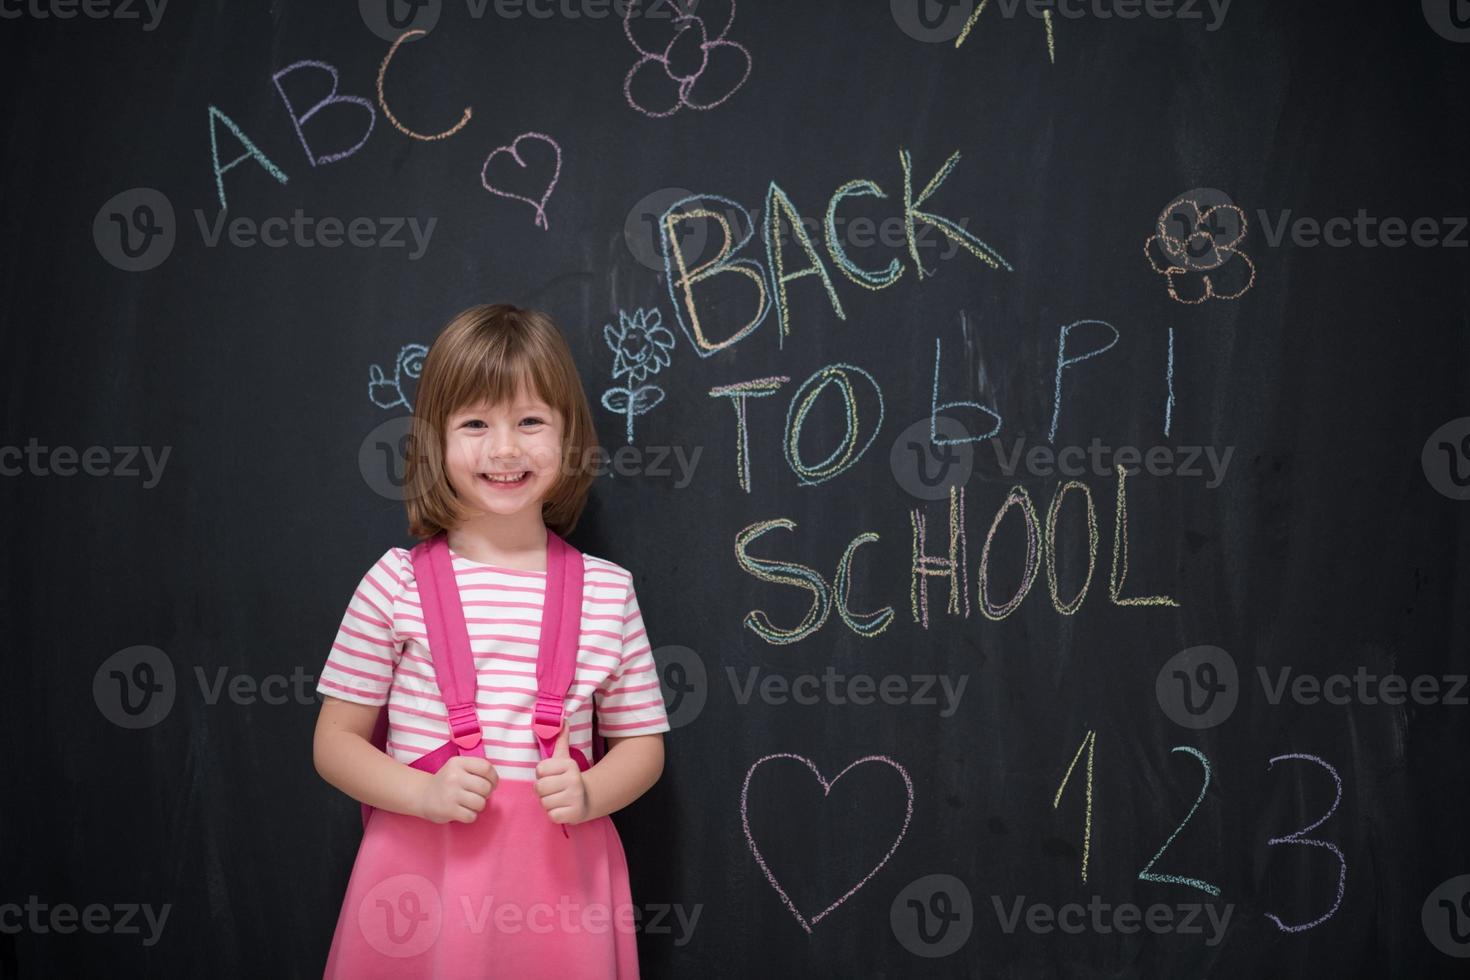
[623,0,752,118]
[1144,197,1256,304]
[606,307,674,385]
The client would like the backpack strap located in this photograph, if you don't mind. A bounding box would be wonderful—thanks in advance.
[532,531,585,761]
[411,533,486,758]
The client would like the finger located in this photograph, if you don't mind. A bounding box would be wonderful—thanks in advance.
[552,717,571,758]
[462,773,495,797]
[535,758,571,781]
[458,789,488,812]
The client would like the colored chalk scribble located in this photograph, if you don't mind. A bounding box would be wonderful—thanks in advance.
[955,0,1056,63]
[1144,197,1257,304]
[481,132,562,230]
[623,0,751,118]
[741,753,914,934]
[368,344,428,411]
[378,29,473,141]
[601,307,676,444]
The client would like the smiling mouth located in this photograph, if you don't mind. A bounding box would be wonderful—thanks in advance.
[479,471,529,486]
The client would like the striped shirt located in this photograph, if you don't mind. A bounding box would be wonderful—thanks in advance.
[316,545,669,781]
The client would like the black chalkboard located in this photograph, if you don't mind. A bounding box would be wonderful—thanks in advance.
[4,0,1470,976]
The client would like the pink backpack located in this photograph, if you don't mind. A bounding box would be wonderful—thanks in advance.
[361,530,603,834]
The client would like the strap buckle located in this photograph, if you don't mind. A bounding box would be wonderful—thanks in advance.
[531,693,564,743]
[446,704,482,750]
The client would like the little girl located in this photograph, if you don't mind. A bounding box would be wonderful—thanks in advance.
[313,304,669,979]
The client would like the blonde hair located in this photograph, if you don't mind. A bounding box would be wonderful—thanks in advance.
[404,304,599,540]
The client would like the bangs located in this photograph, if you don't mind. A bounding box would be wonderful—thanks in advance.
[442,332,560,418]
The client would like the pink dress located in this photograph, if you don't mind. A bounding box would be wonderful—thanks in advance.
[316,543,669,979]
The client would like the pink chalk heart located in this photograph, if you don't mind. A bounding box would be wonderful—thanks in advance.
[740,753,914,933]
[480,132,562,230]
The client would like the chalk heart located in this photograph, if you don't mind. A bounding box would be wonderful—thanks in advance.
[480,132,562,230]
[741,753,914,933]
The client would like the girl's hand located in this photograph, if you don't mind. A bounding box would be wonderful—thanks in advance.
[419,756,498,824]
[534,719,589,826]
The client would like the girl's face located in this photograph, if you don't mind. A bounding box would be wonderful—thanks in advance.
[443,386,563,519]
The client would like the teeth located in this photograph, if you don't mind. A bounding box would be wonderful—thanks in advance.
[482,472,527,483]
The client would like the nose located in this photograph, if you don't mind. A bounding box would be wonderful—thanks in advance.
[488,426,526,461]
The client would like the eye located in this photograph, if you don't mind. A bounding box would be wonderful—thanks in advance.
[521,416,545,427]
[461,419,486,429]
